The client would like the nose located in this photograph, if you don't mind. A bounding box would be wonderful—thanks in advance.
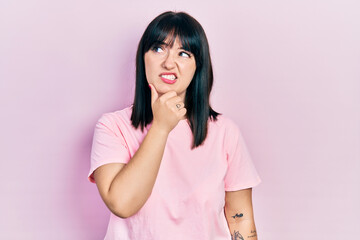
[162,52,176,69]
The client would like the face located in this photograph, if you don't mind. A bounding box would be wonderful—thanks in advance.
[144,37,196,102]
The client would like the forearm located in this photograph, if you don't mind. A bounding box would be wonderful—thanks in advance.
[224,188,258,239]
[108,122,169,217]
[227,218,258,240]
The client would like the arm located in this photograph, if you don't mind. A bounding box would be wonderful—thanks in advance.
[93,85,186,219]
[224,188,258,240]
[93,122,169,218]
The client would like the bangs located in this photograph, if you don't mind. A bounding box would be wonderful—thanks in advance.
[142,14,200,59]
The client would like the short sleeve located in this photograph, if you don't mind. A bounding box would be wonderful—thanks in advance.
[224,120,261,191]
[87,113,131,183]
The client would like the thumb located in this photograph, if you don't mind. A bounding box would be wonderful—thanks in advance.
[149,83,158,106]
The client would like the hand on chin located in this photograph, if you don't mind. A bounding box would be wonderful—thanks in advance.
[156,84,177,95]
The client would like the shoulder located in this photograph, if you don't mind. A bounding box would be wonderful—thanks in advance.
[98,105,132,122]
[209,114,244,149]
[210,113,240,133]
[95,105,133,131]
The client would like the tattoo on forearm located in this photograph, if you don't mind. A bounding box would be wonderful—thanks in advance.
[248,229,257,238]
[231,213,243,219]
[231,230,244,240]
[229,213,257,239]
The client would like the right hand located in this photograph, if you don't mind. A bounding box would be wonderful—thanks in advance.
[149,83,187,133]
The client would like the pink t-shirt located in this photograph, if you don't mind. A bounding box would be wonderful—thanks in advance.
[88,105,261,240]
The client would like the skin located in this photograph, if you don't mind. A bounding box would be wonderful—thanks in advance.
[144,36,196,104]
[225,188,258,239]
[93,34,258,237]
[93,36,194,217]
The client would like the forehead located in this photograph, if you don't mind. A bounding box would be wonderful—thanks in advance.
[145,29,192,53]
[162,36,183,48]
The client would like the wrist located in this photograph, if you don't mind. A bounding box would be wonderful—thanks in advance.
[150,121,171,136]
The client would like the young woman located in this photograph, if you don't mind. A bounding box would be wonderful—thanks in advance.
[88,11,261,240]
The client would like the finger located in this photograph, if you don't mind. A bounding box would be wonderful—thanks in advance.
[166,96,183,105]
[149,84,158,106]
[159,90,177,102]
[178,107,187,116]
[175,102,183,109]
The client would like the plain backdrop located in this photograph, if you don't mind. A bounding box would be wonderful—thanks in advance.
[1,0,359,239]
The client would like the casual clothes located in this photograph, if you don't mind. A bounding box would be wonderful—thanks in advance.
[88,105,261,240]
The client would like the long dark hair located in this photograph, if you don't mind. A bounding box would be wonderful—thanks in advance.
[131,11,221,149]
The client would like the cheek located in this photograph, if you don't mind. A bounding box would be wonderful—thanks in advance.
[144,56,155,78]
[180,60,196,74]
[185,63,196,79]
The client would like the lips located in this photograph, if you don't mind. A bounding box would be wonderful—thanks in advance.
[159,72,177,84]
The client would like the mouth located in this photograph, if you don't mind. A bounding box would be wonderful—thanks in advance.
[159,73,177,84]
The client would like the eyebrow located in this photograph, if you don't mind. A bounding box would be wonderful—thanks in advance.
[154,41,189,51]
[154,41,185,50]
[154,41,170,47]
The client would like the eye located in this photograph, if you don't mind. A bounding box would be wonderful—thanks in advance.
[179,51,191,58]
[152,45,164,53]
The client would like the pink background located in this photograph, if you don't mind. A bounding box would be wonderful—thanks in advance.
[1,0,359,239]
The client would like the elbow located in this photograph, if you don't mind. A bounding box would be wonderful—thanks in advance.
[108,198,140,219]
[113,205,137,219]
[112,208,132,219]
[105,189,150,219]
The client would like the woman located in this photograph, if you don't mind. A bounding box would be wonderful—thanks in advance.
[88,11,261,240]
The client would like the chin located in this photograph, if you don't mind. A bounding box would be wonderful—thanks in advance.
[157,84,175,93]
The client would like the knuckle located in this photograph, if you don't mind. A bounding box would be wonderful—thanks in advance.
[159,97,166,104]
